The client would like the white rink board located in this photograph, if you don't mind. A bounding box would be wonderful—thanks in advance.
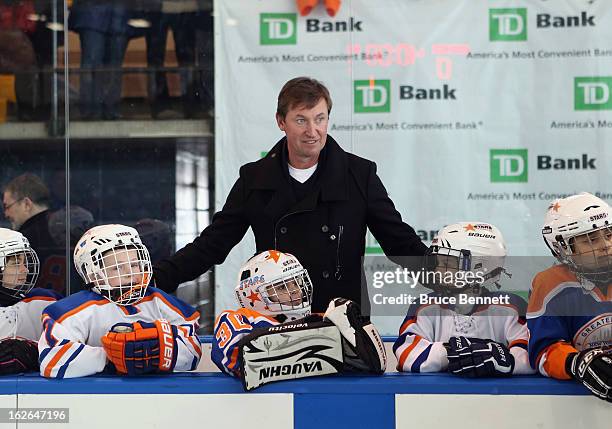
[0,395,17,429]
[395,394,612,429]
[17,394,293,429]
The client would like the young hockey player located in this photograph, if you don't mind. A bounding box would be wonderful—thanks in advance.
[212,250,387,390]
[39,224,202,378]
[0,228,61,374]
[393,222,535,377]
[528,193,611,402]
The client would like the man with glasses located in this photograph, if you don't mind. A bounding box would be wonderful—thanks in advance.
[3,173,65,293]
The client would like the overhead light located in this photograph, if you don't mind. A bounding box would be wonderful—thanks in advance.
[46,22,64,31]
[128,19,151,28]
[27,13,45,22]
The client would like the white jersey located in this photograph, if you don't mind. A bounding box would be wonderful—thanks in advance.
[39,287,202,379]
[393,292,534,375]
[0,289,61,341]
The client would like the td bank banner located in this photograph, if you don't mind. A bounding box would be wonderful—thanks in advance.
[214,0,612,328]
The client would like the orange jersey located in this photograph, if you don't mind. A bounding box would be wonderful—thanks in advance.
[527,265,612,380]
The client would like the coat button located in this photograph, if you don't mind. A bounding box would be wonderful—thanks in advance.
[330,234,336,241]
[321,225,329,233]
[280,226,287,234]
[322,270,330,279]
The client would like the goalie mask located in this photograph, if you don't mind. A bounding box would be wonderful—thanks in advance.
[235,250,313,321]
[74,224,152,305]
[542,192,612,287]
[424,222,508,293]
[0,228,39,300]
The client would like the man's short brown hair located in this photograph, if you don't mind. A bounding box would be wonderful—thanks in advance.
[4,173,50,207]
[276,77,332,119]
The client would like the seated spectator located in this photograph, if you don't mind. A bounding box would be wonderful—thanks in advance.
[3,173,66,293]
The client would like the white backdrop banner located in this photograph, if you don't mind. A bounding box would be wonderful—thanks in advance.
[214,0,612,333]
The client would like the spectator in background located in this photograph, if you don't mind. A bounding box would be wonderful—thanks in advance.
[145,0,198,118]
[48,205,94,293]
[0,0,37,120]
[134,218,173,265]
[2,173,66,293]
[27,0,66,121]
[69,0,132,120]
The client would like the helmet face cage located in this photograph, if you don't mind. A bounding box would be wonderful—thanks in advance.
[235,251,313,321]
[556,225,612,285]
[0,247,39,298]
[258,268,313,313]
[86,243,152,306]
[424,245,477,293]
[423,222,507,294]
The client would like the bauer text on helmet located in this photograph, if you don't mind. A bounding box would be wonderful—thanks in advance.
[425,222,507,292]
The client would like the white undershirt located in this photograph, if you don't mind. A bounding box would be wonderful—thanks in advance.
[288,163,318,183]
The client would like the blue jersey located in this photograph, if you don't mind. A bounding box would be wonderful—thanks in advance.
[212,308,279,376]
[527,265,612,379]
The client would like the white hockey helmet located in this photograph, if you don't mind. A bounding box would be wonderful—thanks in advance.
[235,250,313,321]
[542,192,612,285]
[0,228,39,299]
[425,222,508,292]
[74,224,152,305]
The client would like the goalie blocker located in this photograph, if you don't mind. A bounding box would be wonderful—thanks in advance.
[239,299,387,391]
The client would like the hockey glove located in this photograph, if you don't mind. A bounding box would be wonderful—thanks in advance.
[566,347,612,402]
[446,336,514,377]
[239,319,344,391]
[0,338,39,375]
[323,298,387,374]
[101,319,178,376]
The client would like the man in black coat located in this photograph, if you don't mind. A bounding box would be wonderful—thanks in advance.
[154,77,427,312]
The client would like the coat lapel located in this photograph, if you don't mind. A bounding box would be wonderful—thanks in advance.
[246,136,349,220]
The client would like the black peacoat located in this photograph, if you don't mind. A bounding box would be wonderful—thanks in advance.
[154,135,427,312]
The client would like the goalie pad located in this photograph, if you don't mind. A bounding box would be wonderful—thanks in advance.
[324,298,387,374]
[239,320,344,391]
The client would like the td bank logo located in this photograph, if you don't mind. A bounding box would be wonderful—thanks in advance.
[490,149,528,183]
[489,8,527,41]
[354,80,390,113]
[575,77,612,110]
[260,13,297,45]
